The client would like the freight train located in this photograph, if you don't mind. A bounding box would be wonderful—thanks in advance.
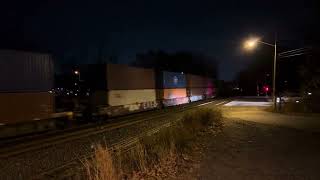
[0,50,215,138]
[65,64,216,120]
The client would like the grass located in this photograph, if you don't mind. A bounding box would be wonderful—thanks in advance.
[83,145,117,180]
[83,108,223,180]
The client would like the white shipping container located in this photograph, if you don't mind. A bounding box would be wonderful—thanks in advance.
[108,89,157,111]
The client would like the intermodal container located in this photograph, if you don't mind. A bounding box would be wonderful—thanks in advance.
[157,71,186,89]
[105,64,158,112]
[186,74,206,88]
[189,88,206,102]
[0,50,54,92]
[81,64,156,90]
[107,64,155,90]
[106,89,158,115]
[108,89,156,106]
[0,92,54,124]
[204,78,215,98]
[81,64,158,115]
[205,77,214,88]
[157,88,189,106]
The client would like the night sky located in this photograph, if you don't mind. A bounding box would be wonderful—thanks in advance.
[1,0,318,80]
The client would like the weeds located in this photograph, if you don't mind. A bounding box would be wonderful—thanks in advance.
[83,108,223,180]
[83,145,117,180]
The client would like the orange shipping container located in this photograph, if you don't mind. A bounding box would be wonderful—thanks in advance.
[0,92,54,124]
[162,88,187,99]
[157,88,189,106]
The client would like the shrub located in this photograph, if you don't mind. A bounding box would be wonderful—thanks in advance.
[181,108,223,132]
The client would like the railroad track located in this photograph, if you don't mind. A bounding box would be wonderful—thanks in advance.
[35,117,181,179]
[0,98,226,157]
[0,98,229,179]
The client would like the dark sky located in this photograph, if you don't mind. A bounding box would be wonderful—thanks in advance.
[0,0,318,80]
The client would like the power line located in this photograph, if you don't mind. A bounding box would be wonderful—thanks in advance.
[278,47,309,56]
[278,47,310,59]
[278,52,307,59]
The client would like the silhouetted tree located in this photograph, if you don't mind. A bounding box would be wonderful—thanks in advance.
[132,50,218,79]
[236,48,273,95]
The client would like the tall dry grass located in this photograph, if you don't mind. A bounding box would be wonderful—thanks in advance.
[83,108,222,180]
[83,145,117,180]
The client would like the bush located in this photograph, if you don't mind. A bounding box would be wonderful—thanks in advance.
[181,108,223,132]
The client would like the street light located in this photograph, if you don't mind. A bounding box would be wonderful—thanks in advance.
[243,36,277,110]
[74,70,82,81]
[243,37,260,50]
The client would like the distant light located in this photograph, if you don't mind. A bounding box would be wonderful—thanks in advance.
[48,90,53,93]
[295,100,300,103]
[243,37,260,50]
[307,92,312,95]
[75,93,78,96]
[276,97,280,103]
[67,92,70,95]
[74,70,79,75]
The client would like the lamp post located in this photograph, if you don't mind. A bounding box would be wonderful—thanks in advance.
[74,70,82,82]
[243,37,277,110]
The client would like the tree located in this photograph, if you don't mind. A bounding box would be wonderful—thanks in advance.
[236,48,273,95]
[132,50,218,79]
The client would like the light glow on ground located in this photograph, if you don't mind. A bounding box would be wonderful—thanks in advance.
[224,101,272,107]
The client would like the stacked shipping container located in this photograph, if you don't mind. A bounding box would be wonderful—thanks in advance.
[186,74,215,102]
[157,71,189,106]
[0,50,54,124]
[82,64,158,116]
[106,64,158,115]
[204,77,215,98]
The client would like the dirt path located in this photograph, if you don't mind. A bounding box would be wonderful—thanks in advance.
[223,107,320,133]
[197,119,320,180]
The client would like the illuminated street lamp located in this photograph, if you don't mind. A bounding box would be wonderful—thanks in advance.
[243,37,277,110]
[74,70,82,81]
[243,37,260,50]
